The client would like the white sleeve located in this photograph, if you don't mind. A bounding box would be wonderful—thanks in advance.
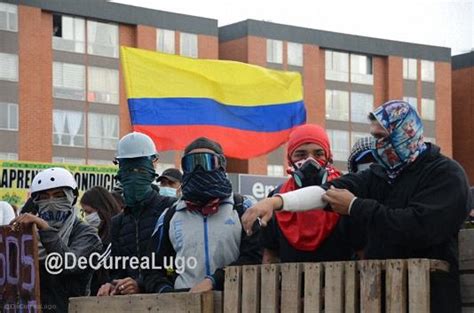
[276,186,328,212]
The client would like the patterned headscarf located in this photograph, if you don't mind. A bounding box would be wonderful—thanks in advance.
[370,100,427,180]
[347,136,375,173]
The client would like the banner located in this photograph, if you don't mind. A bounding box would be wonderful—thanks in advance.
[0,225,41,312]
[0,161,118,207]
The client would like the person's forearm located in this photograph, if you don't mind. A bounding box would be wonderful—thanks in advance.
[277,186,327,212]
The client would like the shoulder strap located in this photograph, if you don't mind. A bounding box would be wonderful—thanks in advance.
[232,193,245,217]
[153,203,177,253]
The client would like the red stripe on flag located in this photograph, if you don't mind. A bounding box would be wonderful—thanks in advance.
[133,125,295,159]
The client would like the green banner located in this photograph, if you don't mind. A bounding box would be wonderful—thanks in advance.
[0,161,118,207]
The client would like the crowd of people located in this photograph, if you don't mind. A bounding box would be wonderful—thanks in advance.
[1,99,473,313]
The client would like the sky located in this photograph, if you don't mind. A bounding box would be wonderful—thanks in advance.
[112,0,473,56]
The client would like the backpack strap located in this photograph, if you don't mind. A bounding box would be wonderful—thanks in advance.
[232,193,245,218]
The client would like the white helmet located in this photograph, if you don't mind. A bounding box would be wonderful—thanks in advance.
[31,167,78,194]
[116,132,158,159]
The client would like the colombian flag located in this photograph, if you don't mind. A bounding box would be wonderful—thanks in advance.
[120,47,306,159]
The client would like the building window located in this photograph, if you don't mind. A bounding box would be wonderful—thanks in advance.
[0,152,18,160]
[351,92,373,123]
[53,157,86,165]
[0,53,18,82]
[327,129,350,161]
[87,20,118,58]
[403,58,417,80]
[351,54,373,85]
[157,29,175,54]
[53,15,85,53]
[53,110,85,147]
[267,165,284,177]
[0,102,18,131]
[0,3,17,32]
[88,113,119,150]
[53,62,86,101]
[326,90,349,121]
[403,97,418,110]
[87,67,119,104]
[266,39,283,64]
[421,98,436,120]
[325,50,349,82]
[421,60,435,82]
[180,32,198,58]
[287,42,303,66]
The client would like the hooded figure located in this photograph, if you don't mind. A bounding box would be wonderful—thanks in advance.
[261,124,364,263]
[10,167,102,313]
[347,136,375,173]
[252,100,471,313]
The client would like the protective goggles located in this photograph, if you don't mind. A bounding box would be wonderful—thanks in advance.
[181,152,223,172]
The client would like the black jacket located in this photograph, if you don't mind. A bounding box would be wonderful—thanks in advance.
[39,219,102,313]
[326,144,470,313]
[110,190,176,287]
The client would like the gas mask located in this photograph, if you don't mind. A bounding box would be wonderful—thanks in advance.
[292,157,328,188]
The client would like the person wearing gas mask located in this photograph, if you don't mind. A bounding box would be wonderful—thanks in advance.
[97,132,177,296]
[242,100,471,313]
[157,168,182,198]
[80,186,121,295]
[143,137,262,294]
[347,136,376,173]
[10,167,102,312]
[260,124,364,263]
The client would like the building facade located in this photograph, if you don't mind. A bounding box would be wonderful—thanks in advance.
[219,20,452,173]
[0,2,453,175]
[0,0,218,173]
[452,51,473,184]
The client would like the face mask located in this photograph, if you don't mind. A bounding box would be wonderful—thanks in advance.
[292,157,328,188]
[35,197,73,229]
[117,158,156,208]
[159,186,177,198]
[84,211,101,229]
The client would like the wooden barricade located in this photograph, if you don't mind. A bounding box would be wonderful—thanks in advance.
[69,291,222,313]
[0,225,41,313]
[460,229,474,313]
[224,259,449,313]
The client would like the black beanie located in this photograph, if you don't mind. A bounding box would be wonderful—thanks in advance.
[184,137,223,155]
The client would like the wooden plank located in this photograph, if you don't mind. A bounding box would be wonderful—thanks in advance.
[359,260,382,313]
[242,265,261,313]
[344,262,358,313]
[213,291,223,313]
[385,259,407,313]
[325,262,344,313]
[69,293,202,313]
[408,259,431,313]
[461,274,474,304]
[303,263,323,313]
[224,266,242,313]
[429,259,450,272]
[201,291,216,313]
[281,263,303,313]
[260,264,280,313]
[460,229,474,271]
[462,306,474,313]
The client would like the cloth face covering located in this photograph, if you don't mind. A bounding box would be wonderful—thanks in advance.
[370,100,427,180]
[181,167,233,208]
[34,188,77,260]
[117,157,156,210]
